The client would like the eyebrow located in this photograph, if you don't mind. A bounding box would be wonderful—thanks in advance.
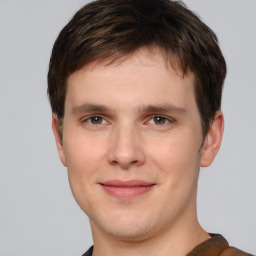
[70,103,186,115]
[71,103,111,114]
[137,104,186,114]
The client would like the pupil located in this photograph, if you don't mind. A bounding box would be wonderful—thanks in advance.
[154,116,165,125]
[92,116,102,124]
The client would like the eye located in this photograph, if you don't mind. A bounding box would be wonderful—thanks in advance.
[83,116,107,125]
[148,116,173,125]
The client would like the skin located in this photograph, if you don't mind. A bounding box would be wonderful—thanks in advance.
[52,48,224,256]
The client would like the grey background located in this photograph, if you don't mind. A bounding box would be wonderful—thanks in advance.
[0,0,255,255]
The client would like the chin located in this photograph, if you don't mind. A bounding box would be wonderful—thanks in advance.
[104,225,155,242]
[90,211,162,242]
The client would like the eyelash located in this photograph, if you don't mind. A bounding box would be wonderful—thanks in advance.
[82,115,108,125]
[81,115,175,127]
[146,115,175,126]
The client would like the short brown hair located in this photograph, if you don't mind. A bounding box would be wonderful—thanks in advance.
[47,0,226,136]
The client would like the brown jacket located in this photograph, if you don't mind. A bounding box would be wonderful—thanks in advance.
[187,234,253,256]
[82,234,253,256]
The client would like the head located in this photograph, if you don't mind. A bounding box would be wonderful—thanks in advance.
[48,0,226,242]
[48,0,226,138]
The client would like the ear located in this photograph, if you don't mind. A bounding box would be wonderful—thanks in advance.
[52,114,67,167]
[200,111,224,167]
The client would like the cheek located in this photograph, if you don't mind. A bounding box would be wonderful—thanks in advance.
[64,132,106,175]
[64,134,108,214]
[63,133,106,192]
[145,130,202,190]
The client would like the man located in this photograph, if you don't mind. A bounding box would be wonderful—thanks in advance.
[47,0,252,255]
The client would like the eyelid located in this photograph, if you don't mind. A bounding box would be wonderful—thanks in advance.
[80,114,175,126]
[146,115,175,125]
[81,114,109,125]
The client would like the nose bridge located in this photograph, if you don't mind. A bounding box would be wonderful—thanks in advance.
[107,121,145,169]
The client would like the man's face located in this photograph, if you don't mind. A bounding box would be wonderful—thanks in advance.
[53,49,221,241]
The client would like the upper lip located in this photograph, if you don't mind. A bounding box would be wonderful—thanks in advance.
[100,180,155,187]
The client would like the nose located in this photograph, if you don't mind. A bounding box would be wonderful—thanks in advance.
[107,125,146,170]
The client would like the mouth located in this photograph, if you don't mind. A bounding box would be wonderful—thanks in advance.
[99,180,156,199]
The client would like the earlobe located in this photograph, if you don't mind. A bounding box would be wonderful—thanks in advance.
[52,114,67,167]
[200,111,224,167]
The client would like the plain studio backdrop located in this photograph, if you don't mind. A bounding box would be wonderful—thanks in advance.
[0,0,255,255]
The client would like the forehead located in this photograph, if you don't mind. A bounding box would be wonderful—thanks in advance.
[65,48,196,113]
[68,47,187,84]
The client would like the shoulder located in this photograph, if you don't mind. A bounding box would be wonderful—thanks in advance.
[82,246,93,256]
[186,234,253,256]
[220,246,254,256]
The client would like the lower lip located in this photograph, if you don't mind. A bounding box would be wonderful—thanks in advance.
[101,185,154,199]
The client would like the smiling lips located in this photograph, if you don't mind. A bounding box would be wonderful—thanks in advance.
[100,180,155,199]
